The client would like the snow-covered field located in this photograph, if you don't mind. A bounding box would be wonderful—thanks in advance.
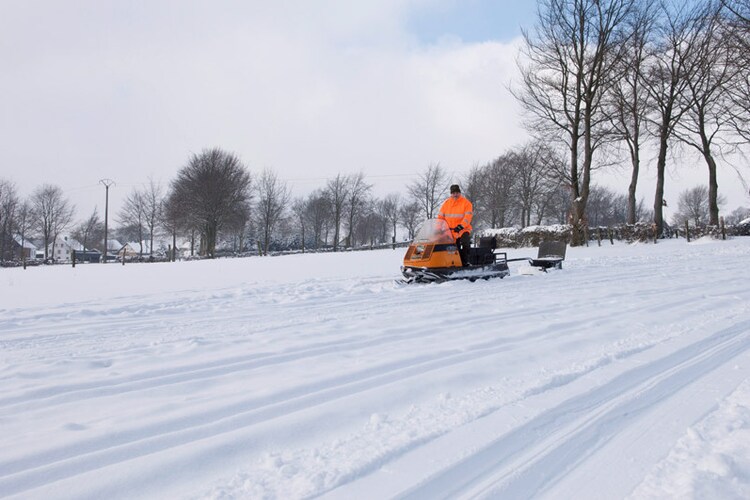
[1,237,750,499]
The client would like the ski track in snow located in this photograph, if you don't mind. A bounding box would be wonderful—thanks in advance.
[0,239,749,499]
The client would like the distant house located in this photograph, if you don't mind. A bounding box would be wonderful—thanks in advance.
[129,239,174,258]
[104,240,141,261]
[11,236,37,260]
[48,236,83,262]
[118,242,139,259]
[104,239,122,261]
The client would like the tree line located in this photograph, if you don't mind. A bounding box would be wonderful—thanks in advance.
[1,150,747,263]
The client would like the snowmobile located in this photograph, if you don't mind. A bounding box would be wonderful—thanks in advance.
[399,218,566,284]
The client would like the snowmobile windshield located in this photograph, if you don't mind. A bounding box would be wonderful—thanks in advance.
[412,219,457,245]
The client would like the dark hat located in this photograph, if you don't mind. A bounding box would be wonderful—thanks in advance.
[450,184,461,193]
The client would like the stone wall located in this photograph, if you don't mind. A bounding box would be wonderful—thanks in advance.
[478,221,748,247]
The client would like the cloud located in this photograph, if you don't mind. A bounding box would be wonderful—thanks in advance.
[5,1,743,217]
[1,1,527,214]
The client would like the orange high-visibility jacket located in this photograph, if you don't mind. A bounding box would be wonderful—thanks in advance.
[437,195,473,238]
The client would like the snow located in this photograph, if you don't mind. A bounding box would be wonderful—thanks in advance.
[1,237,750,499]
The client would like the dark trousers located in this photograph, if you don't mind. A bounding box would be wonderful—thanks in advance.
[456,232,470,266]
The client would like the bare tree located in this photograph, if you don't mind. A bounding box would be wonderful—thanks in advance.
[72,208,103,255]
[161,193,185,261]
[305,189,332,249]
[256,168,291,255]
[372,198,392,245]
[30,184,75,261]
[352,200,382,247]
[381,193,402,246]
[673,184,726,226]
[399,201,422,240]
[325,174,350,252]
[460,163,487,228]
[169,148,252,258]
[642,1,698,235]
[290,197,307,252]
[511,142,564,227]
[0,179,19,261]
[586,185,636,226]
[606,2,655,223]
[344,172,372,248]
[722,0,750,143]
[674,1,741,226]
[726,205,750,224]
[406,163,448,220]
[515,0,635,245]
[536,184,572,225]
[142,179,163,257]
[16,201,33,262]
[226,201,252,253]
[481,155,519,228]
[723,0,750,22]
[118,190,146,255]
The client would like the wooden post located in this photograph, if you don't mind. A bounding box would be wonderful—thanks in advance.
[597,228,602,247]
[685,220,690,243]
[720,216,726,240]
[72,249,76,268]
[609,228,614,245]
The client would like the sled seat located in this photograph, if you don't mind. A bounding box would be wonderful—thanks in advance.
[530,240,567,270]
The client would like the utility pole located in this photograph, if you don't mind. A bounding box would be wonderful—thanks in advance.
[100,179,115,263]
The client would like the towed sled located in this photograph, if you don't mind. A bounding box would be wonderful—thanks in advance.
[399,219,566,284]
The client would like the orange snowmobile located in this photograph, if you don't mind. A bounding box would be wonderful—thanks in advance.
[400,219,510,283]
[400,219,567,284]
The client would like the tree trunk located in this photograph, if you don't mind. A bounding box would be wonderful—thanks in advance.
[699,133,720,226]
[627,144,640,225]
[568,118,583,246]
[653,164,666,236]
[653,120,670,236]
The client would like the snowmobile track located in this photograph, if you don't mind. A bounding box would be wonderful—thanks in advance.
[395,321,750,499]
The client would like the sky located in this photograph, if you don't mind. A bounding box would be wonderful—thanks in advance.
[1,0,749,223]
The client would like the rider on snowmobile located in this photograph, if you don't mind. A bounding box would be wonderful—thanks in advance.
[437,184,473,266]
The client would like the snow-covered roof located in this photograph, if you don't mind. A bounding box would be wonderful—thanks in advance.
[107,239,123,251]
[13,235,36,249]
[49,236,83,251]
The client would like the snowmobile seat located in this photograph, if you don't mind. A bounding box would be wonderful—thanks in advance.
[468,246,495,266]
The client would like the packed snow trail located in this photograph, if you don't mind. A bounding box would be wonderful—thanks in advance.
[373,321,750,499]
[1,238,749,499]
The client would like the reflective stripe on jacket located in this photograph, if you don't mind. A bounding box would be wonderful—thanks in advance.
[437,195,473,238]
